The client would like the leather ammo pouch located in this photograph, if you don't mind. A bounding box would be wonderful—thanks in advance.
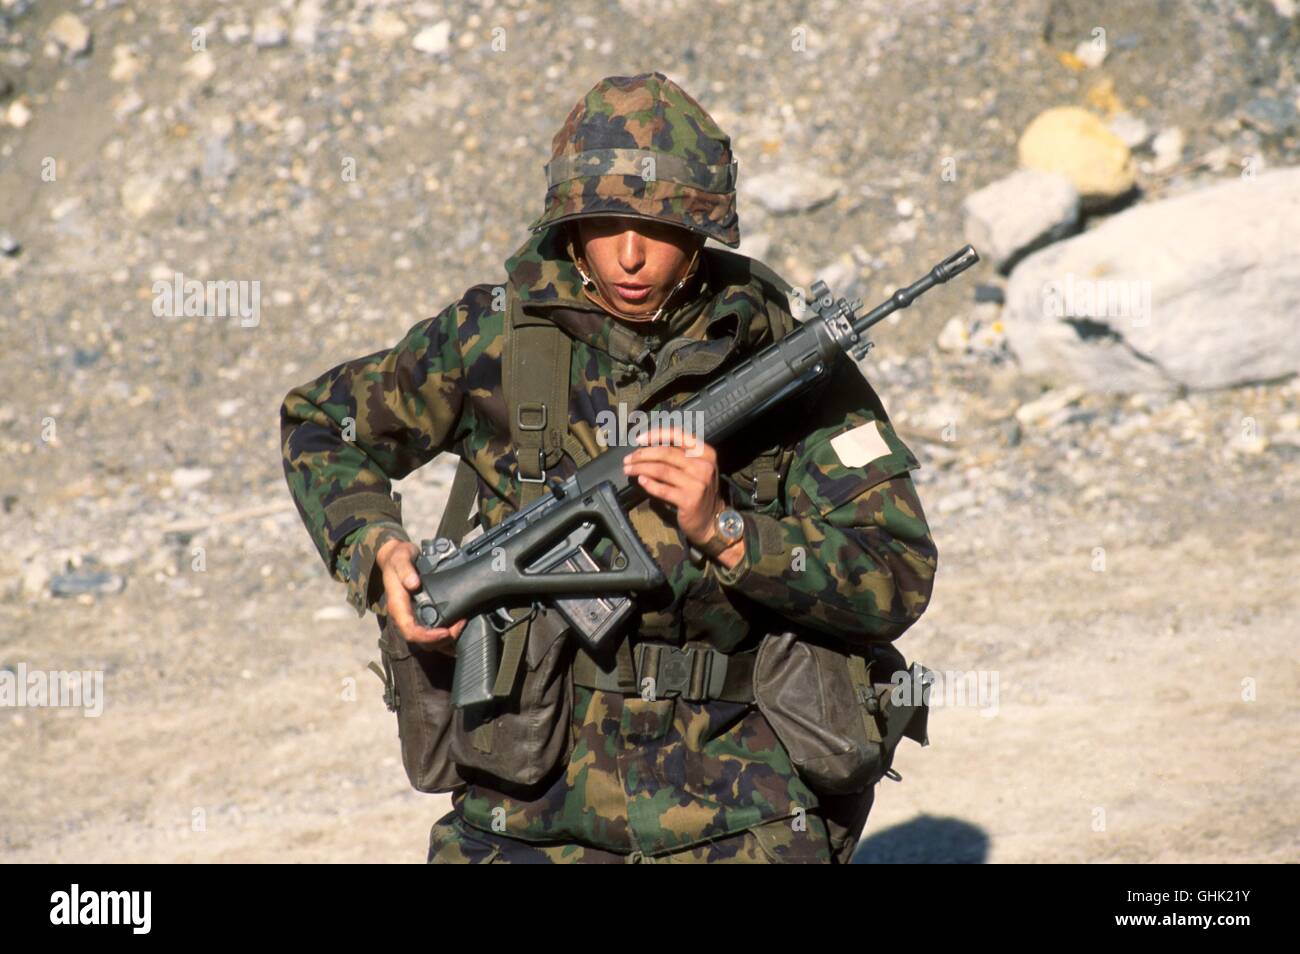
[376,604,576,792]
[445,604,576,788]
[753,631,932,795]
[376,616,467,794]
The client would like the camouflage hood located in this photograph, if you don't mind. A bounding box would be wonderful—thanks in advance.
[528,71,741,248]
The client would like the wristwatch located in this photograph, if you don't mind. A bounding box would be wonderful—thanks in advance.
[695,508,746,561]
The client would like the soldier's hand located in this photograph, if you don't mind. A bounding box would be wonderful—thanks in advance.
[622,424,725,548]
[375,537,466,656]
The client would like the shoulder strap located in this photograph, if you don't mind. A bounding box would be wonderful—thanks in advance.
[503,283,573,508]
[434,457,480,545]
[704,250,798,506]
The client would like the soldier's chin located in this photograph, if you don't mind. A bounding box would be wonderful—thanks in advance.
[611,294,664,318]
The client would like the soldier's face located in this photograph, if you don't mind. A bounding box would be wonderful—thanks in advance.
[574,217,700,318]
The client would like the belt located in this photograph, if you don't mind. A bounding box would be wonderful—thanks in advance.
[572,641,756,704]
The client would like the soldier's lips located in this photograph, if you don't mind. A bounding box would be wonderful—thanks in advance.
[613,283,652,302]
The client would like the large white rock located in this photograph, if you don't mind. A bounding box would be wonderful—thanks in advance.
[1003,167,1300,392]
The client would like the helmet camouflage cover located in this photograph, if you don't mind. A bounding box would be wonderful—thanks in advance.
[529,71,741,248]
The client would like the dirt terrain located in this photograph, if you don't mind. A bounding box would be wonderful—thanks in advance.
[1,0,1297,862]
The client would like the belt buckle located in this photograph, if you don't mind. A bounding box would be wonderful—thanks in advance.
[656,647,693,698]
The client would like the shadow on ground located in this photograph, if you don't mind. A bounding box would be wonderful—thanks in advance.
[852,815,990,863]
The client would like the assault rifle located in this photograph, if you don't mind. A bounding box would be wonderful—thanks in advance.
[413,246,980,711]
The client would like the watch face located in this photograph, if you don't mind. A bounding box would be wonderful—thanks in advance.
[717,509,744,542]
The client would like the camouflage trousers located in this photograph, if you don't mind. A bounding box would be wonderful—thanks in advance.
[427,810,836,863]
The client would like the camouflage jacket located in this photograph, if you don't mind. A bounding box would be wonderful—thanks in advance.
[280,225,937,855]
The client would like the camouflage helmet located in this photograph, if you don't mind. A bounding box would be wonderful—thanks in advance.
[529,71,740,248]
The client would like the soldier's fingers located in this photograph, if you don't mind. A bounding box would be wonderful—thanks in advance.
[626,446,715,481]
[632,473,688,510]
[634,424,705,451]
[386,544,422,591]
[384,579,420,636]
[626,460,711,497]
[426,628,463,657]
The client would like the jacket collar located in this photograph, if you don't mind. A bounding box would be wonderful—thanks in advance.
[503,226,781,367]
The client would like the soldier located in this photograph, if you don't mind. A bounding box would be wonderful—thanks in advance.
[281,72,936,863]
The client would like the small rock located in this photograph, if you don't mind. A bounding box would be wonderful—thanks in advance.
[51,570,126,598]
[1107,112,1152,150]
[937,316,969,353]
[887,219,917,244]
[253,13,288,48]
[1015,385,1086,427]
[99,546,138,568]
[50,196,83,222]
[742,168,841,214]
[369,10,408,42]
[184,51,216,83]
[109,44,144,83]
[1073,38,1107,69]
[962,169,1080,273]
[45,13,92,57]
[114,89,144,121]
[918,442,959,468]
[5,98,32,129]
[1229,433,1270,456]
[291,0,323,47]
[21,562,51,597]
[313,606,354,622]
[120,173,165,219]
[937,488,977,515]
[895,197,915,218]
[223,22,251,44]
[171,467,213,491]
[413,21,451,54]
[1201,144,1233,173]
[1269,0,1296,17]
[815,256,863,300]
[1150,127,1186,173]
[201,135,235,182]
[0,231,18,256]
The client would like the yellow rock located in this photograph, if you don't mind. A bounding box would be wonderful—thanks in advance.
[1085,77,1124,117]
[1018,106,1136,201]
[1055,49,1087,71]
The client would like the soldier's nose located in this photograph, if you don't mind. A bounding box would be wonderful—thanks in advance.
[617,232,646,273]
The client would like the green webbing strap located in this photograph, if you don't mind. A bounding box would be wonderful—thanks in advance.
[470,717,494,754]
[504,284,573,507]
[572,642,756,703]
[491,619,530,698]
[563,432,592,467]
[434,457,480,545]
[571,641,638,693]
[701,251,796,509]
[846,653,881,744]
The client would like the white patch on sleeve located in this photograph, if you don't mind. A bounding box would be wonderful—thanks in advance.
[829,421,892,467]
